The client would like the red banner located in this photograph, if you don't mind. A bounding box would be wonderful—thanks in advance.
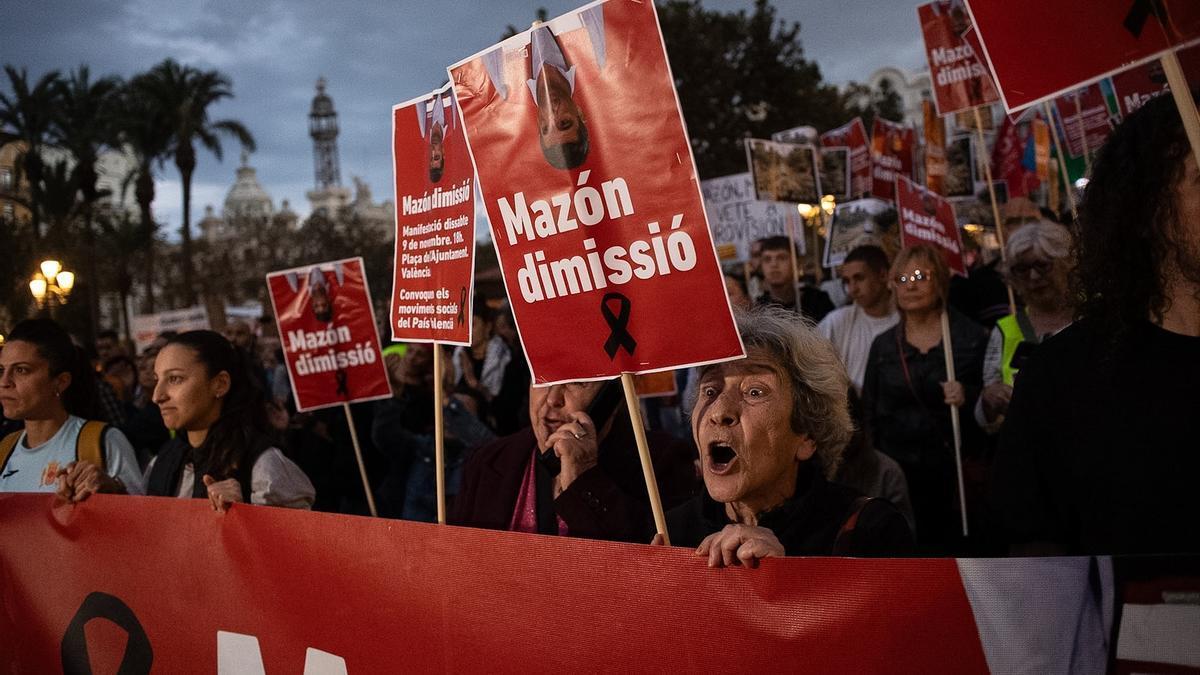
[820,117,872,199]
[266,258,392,411]
[918,1,1001,116]
[390,84,477,346]
[871,118,916,202]
[897,175,967,276]
[449,0,742,384]
[0,494,995,673]
[966,0,1200,111]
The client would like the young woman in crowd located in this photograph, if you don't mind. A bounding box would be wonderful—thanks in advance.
[0,319,143,499]
[861,243,987,554]
[144,330,314,510]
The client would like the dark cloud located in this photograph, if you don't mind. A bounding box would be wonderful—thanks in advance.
[2,0,925,238]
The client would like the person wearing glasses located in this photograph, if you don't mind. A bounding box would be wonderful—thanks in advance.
[861,243,988,554]
[975,222,1075,434]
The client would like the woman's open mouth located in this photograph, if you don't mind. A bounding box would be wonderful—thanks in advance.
[707,442,738,474]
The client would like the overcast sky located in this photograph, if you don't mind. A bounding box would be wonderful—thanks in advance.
[1,0,926,240]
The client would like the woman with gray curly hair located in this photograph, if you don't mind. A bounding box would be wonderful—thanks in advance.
[663,305,912,566]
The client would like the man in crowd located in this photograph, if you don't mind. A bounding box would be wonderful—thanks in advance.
[817,245,898,393]
[754,235,834,323]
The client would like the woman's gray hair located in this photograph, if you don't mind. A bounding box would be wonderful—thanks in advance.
[1003,220,1073,267]
[691,305,853,479]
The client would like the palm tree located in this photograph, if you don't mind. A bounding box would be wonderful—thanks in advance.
[53,66,122,337]
[0,66,62,240]
[115,81,171,313]
[135,59,255,306]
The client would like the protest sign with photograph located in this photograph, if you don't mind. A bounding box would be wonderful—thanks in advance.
[771,125,818,145]
[819,147,852,202]
[965,0,1200,112]
[897,175,967,277]
[918,0,1000,116]
[944,136,976,197]
[870,118,916,202]
[745,138,821,204]
[1052,82,1120,159]
[449,0,743,384]
[820,117,872,199]
[129,306,209,354]
[823,198,899,268]
[1109,43,1200,116]
[266,258,392,411]
[390,84,477,346]
[924,100,948,195]
[700,173,792,261]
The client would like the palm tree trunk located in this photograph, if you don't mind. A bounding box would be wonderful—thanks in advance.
[137,167,157,313]
[82,204,100,346]
[178,153,197,306]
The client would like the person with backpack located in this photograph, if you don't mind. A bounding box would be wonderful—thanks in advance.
[0,319,144,499]
[144,330,314,510]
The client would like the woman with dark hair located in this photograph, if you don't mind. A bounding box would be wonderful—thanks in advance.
[0,319,143,499]
[145,330,314,510]
[993,91,1200,555]
[861,243,987,553]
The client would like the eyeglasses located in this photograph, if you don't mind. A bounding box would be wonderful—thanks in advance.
[1009,260,1053,278]
[895,269,931,284]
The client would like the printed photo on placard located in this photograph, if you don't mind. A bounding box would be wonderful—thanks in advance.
[824,198,900,268]
[745,138,821,205]
[819,147,851,202]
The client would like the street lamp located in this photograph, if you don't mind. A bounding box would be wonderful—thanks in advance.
[30,259,75,310]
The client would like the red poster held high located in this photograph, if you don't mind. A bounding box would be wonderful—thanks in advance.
[896,175,967,277]
[918,1,1001,116]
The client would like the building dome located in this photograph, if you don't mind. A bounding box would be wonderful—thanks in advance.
[223,152,273,220]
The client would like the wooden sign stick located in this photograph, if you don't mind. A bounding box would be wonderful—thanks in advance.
[343,402,379,518]
[620,373,670,544]
[972,105,1018,316]
[940,310,969,538]
[1161,49,1200,173]
[433,345,447,524]
[1041,101,1079,220]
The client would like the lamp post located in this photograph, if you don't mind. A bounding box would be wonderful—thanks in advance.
[29,259,75,318]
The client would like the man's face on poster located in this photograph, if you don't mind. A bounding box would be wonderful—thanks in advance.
[428,122,445,182]
[536,66,588,169]
[311,284,332,323]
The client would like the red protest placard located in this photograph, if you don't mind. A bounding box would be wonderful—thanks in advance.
[965,0,1200,111]
[820,118,871,199]
[266,258,392,411]
[896,175,967,276]
[449,0,743,384]
[1109,42,1200,116]
[871,118,916,202]
[390,84,477,346]
[918,1,1001,116]
[1053,83,1119,159]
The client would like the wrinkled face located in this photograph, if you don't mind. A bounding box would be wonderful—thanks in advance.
[692,348,815,510]
[724,276,751,310]
[529,381,602,450]
[0,340,69,420]
[892,263,941,313]
[1009,250,1069,309]
[428,123,445,178]
[840,260,889,309]
[760,248,793,287]
[536,67,583,151]
[152,344,227,432]
[310,285,332,323]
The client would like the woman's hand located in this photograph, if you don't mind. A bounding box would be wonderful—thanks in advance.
[55,461,123,502]
[941,381,966,407]
[981,382,1013,421]
[696,524,785,568]
[202,474,245,511]
[546,411,599,494]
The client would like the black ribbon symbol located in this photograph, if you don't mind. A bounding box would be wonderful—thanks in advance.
[457,286,467,325]
[61,591,153,674]
[1124,0,1168,39]
[601,292,636,359]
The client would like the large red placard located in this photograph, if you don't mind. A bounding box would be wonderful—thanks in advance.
[390,84,477,346]
[966,0,1200,111]
[449,0,742,384]
[897,175,967,276]
[820,117,872,199]
[871,118,916,202]
[266,257,392,411]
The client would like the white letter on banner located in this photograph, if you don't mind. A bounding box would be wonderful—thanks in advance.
[216,631,348,675]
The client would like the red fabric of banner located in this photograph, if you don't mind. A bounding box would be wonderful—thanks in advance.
[0,494,989,673]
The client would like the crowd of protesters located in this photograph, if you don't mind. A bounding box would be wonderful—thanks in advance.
[1,90,1197,564]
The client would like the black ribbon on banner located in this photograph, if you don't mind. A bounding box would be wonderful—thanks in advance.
[1123,0,1169,39]
[61,591,153,674]
[457,286,467,325]
[601,292,636,359]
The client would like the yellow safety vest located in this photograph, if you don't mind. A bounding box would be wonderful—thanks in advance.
[997,312,1037,386]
